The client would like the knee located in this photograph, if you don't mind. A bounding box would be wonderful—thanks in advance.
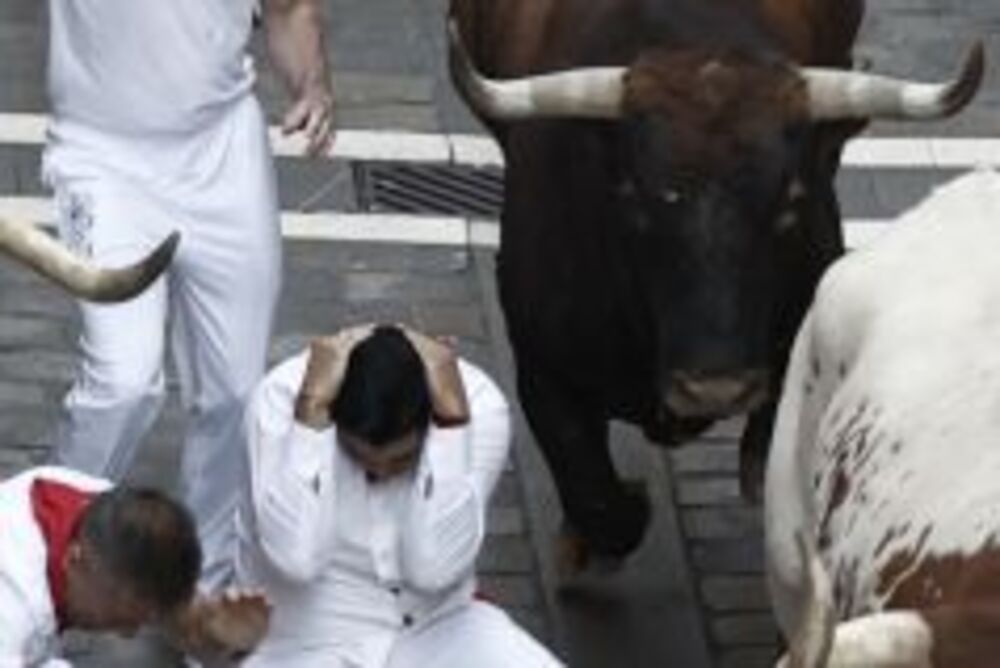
[76,355,166,405]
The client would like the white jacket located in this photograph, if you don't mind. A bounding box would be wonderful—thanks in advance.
[236,353,511,666]
[0,467,110,668]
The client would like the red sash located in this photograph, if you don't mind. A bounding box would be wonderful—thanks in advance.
[30,478,96,630]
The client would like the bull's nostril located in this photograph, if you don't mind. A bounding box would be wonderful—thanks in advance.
[665,370,770,417]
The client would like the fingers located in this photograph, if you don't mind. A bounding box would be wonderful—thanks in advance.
[281,98,310,136]
[399,327,470,426]
[304,106,334,157]
[295,324,375,428]
[282,93,335,157]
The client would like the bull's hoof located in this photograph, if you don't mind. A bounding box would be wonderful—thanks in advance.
[554,524,627,583]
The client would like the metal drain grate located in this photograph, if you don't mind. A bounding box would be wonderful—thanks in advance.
[354,162,504,218]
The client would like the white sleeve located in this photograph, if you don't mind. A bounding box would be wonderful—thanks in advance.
[0,579,46,668]
[399,363,511,592]
[245,360,338,584]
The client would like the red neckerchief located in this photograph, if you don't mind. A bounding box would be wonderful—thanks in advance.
[30,478,96,631]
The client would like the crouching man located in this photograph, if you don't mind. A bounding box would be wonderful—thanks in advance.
[236,324,563,667]
[0,466,270,666]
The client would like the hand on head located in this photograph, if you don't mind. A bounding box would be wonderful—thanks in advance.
[295,324,375,429]
[294,323,470,431]
[397,327,469,427]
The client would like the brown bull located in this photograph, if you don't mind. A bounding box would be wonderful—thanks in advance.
[448,0,983,572]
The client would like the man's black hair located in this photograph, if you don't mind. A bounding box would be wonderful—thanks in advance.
[78,487,201,613]
[331,324,432,447]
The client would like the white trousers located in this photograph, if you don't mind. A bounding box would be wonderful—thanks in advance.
[243,601,564,668]
[47,96,282,592]
[386,602,563,668]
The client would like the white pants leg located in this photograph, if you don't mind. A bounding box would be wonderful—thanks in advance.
[51,179,171,480]
[50,97,281,592]
[170,99,281,591]
[386,601,564,668]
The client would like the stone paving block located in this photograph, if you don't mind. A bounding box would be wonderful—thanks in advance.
[477,574,541,609]
[0,379,47,408]
[285,242,472,276]
[676,477,742,507]
[870,169,956,218]
[682,507,763,541]
[710,613,781,646]
[0,447,41,473]
[0,143,44,194]
[699,416,746,440]
[0,285,77,320]
[670,444,740,475]
[275,297,416,334]
[477,535,536,574]
[268,332,316,365]
[277,159,357,212]
[486,505,525,536]
[690,538,766,575]
[700,576,772,613]
[718,647,778,668]
[0,314,72,350]
[0,410,55,451]
[336,271,475,304]
[835,169,882,220]
[336,105,440,133]
[490,472,522,507]
[412,303,488,340]
[0,350,76,384]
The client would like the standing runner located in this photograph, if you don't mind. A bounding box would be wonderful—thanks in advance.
[42,0,334,592]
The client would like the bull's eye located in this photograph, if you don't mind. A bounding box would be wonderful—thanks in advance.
[776,210,798,233]
[660,189,683,205]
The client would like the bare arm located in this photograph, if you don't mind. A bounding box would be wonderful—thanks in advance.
[263,0,335,155]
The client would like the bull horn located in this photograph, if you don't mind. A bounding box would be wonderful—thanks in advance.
[447,19,625,120]
[0,218,179,302]
[800,41,985,120]
[781,532,837,668]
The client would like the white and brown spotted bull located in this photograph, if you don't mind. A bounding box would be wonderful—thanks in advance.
[767,169,1000,667]
[449,0,985,574]
[0,216,176,301]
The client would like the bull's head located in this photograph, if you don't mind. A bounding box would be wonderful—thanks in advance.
[0,217,178,302]
[450,21,983,419]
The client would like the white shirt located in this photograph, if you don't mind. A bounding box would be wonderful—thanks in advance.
[236,353,512,666]
[0,467,110,668]
[48,0,257,137]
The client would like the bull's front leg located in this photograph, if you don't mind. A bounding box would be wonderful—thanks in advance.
[740,399,777,503]
[515,365,651,577]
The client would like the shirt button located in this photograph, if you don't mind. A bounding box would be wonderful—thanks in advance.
[403,614,414,627]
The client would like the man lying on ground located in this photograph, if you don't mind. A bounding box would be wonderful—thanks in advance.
[236,324,563,667]
[0,466,270,667]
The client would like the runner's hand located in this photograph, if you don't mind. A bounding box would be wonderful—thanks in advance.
[401,328,470,427]
[282,85,335,157]
[294,325,374,429]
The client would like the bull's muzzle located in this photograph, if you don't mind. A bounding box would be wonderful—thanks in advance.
[665,369,770,418]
